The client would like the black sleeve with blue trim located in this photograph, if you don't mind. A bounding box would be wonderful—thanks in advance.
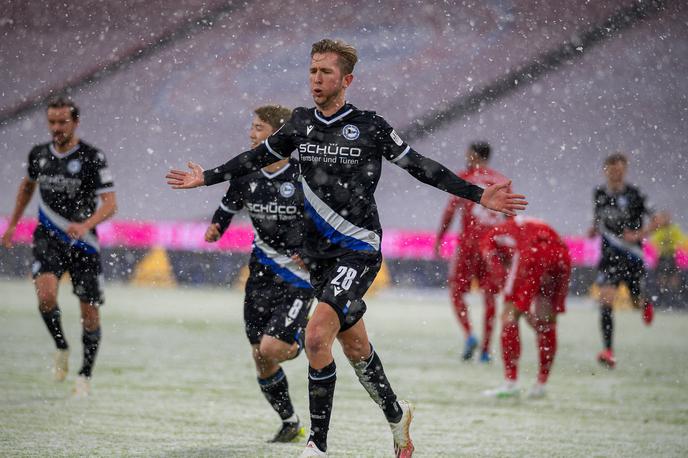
[211,183,243,234]
[374,116,484,204]
[203,112,299,186]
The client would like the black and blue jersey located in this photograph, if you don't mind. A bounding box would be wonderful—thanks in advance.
[211,158,310,289]
[27,141,114,254]
[204,104,484,260]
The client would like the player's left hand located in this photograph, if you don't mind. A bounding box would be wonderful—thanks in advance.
[480,181,528,216]
[66,223,89,240]
[291,254,307,270]
[166,162,205,189]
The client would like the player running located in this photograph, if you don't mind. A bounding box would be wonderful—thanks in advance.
[1,97,117,397]
[480,216,571,399]
[204,105,312,443]
[167,39,527,457]
[434,141,507,362]
[589,153,655,369]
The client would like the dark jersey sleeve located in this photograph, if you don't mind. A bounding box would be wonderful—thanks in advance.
[203,111,299,186]
[92,150,115,194]
[211,182,244,234]
[27,147,40,181]
[374,116,483,203]
[592,187,604,229]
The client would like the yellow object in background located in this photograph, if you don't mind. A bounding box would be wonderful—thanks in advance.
[131,246,176,287]
[589,283,632,310]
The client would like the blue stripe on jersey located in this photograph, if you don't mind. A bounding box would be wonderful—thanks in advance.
[252,246,312,290]
[301,179,380,252]
[38,209,98,254]
[303,199,377,253]
[601,232,644,263]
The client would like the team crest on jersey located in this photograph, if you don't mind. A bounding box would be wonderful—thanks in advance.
[249,182,258,193]
[280,182,296,198]
[342,124,360,140]
[67,159,82,174]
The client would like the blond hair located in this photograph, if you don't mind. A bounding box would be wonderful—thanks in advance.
[254,105,292,130]
[311,38,358,75]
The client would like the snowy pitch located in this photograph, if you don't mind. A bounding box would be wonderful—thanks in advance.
[1,279,686,457]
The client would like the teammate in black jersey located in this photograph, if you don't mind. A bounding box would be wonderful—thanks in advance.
[2,98,117,397]
[589,153,655,369]
[204,105,312,443]
[167,39,527,457]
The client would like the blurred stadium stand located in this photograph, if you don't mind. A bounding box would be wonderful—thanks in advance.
[1,0,686,298]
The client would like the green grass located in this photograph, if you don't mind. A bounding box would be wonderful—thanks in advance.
[1,278,686,457]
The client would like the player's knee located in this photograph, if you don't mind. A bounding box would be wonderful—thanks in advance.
[259,340,288,362]
[36,294,57,312]
[304,327,331,358]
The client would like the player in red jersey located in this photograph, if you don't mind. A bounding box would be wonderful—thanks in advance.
[434,142,507,362]
[479,216,571,398]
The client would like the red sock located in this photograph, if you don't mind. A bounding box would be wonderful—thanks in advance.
[451,290,471,335]
[501,321,520,381]
[536,321,557,384]
[482,294,496,353]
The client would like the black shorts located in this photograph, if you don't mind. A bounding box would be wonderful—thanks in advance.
[595,254,646,298]
[243,267,314,345]
[32,225,104,305]
[307,251,382,331]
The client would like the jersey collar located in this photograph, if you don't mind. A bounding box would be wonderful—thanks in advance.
[49,141,81,159]
[261,161,291,179]
[313,103,355,126]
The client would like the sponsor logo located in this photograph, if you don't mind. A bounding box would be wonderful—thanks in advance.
[390,129,404,146]
[342,124,360,140]
[306,125,314,136]
[298,143,361,157]
[32,261,42,275]
[249,182,258,193]
[280,182,296,198]
[39,158,47,169]
[246,202,298,215]
[333,286,343,296]
[67,159,81,174]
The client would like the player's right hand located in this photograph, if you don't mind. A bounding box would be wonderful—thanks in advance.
[480,181,527,216]
[1,226,16,248]
[166,161,205,189]
[204,223,222,243]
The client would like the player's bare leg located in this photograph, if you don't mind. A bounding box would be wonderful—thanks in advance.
[34,274,69,381]
[598,285,617,368]
[74,301,100,397]
[252,337,304,442]
[339,315,413,458]
[303,302,342,454]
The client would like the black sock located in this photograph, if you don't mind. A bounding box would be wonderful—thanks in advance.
[308,361,336,452]
[258,367,295,421]
[40,308,69,350]
[79,327,101,378]
[351,344,401,423]
[601,306,613,350]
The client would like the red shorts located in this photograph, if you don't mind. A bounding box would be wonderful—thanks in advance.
[503,243,571,314]
[449,241,500,295]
